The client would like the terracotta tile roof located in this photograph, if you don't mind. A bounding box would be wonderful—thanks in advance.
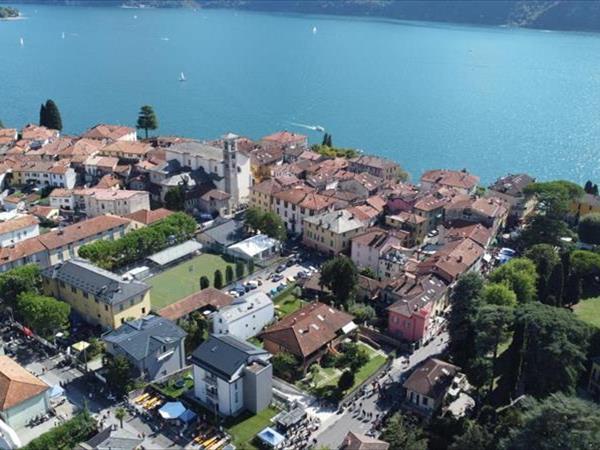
[0,215,39,235]
[21,124,59,142]
[0,236,46,263]
[261,131,307,146]
[260,302,354,358]
[49,188,73,198]
[0,355,49,411]
[125,208,173,225]
[273,185,315,205]
[101,141,152,157]
[29,206,59,219]
[421,169,479,191]
[61,137,106,158]
[36,215,130,250]
[28,136,73,156]
[74,188,147,201]
[298,150,321,161]
[386,274,447,318]
[350,155,398,170]
[82,124,136,141]
[403,357,459,399]
[95,174,122,189]
[347,205,379,222]
[413,194,448,212]
[445,223,492,248]
[342,431,390,450]
[158,288,233,321]
[200,189,230,201]
[489,173,535,197]
[366,195,386,212]
[417,237,484,283]
[298,192,336,211]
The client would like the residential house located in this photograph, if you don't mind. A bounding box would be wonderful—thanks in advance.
[10,160,77,189]
[417,238,485,284]
[226,234,281,262]
[249,176,301,212]
[29,205,60,223]
[43,258,151,330]
[248,146,284,182]
[570,193,600,216]
[49,188,76,211]
[341,431,390,450]
[0,215,39,247]
[0,356,50,430]
[20,124,59,149]
[412,194,448,233]
[272,186,338,235]
[0,215,131,272]
[403,357,463,415]
[103,315,186,380]
[83,156,119,182]
[158,288,233,323]
[260,302,356,373]
[99,141,153,161]
[82,124,138,142]
[261,131,308,162]
[339,172,384,200]
[94,174,123,190]
[303,209,367,256]
[125,208,173,230]
[0,128,18,146]
[212,292,275,340]
[385,212,428,246]
[348,155,403,181]
[356,275,384,304]
[351,228,410,278]
[487,173,536,224]
[378,244,413,280]
[420,169,479,195]
[198,189,231,217]
[385,274,448,343]
[191,334,272,416]
[72,188,150,218]
[442,223,493,249]
[164,135,251,207]
[445,196,508,235]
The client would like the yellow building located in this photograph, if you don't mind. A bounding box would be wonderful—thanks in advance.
[42,258,151,330]
[303,209,367,256]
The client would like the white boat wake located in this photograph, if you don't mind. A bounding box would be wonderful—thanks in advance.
[289,122,325,132]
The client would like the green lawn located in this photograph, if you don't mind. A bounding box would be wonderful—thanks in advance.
[148,253,237,308]
[574,297,600,328]
[351,347,387,391]
[272,284,305,317]
[226,406,278,450]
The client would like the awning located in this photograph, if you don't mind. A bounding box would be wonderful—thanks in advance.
[158,401,186,420]
[21,327,33,337]
[341,321,358,335]
[72,341,90,352]
[178,409,197,423]
[257,427,285,448]
[49,384,65,398]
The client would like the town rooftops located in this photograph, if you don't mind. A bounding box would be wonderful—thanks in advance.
[158,288,233,321]
[387,274,448,318]
[261,131,307,147]
[74,188,147,201]
[43,258,150,305]
[103,315,186,362]
[217,292,273,322]
[21,124,59,142]
[125,208,173,225]
[0,215,39,236]
[260,302,355,358]
[191,334,270,380]
[101,141,152,157]
[168,140,224,160]
[403,357,459,399]
[0,355,49,411]
[82,124,136,141]
[342,431,390,450]
[304,209,365,234]
[444,223,492,248]
[421,169,479,191]
[350,154,398,170]
[489,173,535,197]
[417,237,484,283]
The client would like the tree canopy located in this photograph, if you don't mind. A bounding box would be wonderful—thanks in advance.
[320,255,358,306]
[164,186,186,211]
[136,105,158,139]
[488,258,537,304]
[578,213,600,245]
[523,180,583,219]
[481,283,517,307]
[39,99,63,131]
[382,413,428,450]
[17,292,70,339]
[244,207,287,241]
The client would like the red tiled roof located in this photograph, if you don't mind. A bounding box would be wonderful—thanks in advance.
[0,356,49,411]
[125,208,173,225]
[158,288,233,321]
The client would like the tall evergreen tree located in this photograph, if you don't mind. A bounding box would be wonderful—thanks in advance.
[225,266,234,284]
[322,133,329,146]
[545,261,564,306]
[585,180,594,194]
[42,99,63,131]
[39,103,47,127]
[214,270,224,289]
[136,105,158,139]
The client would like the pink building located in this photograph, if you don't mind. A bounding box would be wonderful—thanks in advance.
[385,274,448,343]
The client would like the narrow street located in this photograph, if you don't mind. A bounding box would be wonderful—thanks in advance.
[314,332,448,449]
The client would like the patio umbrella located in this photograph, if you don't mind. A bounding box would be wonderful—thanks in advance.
[158,401,186,420]
[178,409,197,423]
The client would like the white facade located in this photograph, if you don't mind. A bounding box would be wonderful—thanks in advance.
[0,392,49,430]
[0,218,39,248]
[193,365,245,416]
[71,189,150,217]
[212,293,274,340]
[49,193,75,211]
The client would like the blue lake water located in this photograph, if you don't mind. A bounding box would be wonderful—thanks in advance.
[2,4,600,183]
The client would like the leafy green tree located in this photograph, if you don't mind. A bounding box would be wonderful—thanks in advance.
[382,413,428,450]
[489,258,537,304]
[164,186,185,211]
[136,104,158,139]
[245,207,264,231]
[260,211,287,241]
[181,312,208,354]
[500,394,600,450]
[507,302,590,398]
[450,421,494,450]
[524,180,584,219]
[337,369,354,392]
[200,276,210,290]
[320,255,358,306]
[360,267,377,278]
[578,213,600,244]
[225,266,234,284]
[337,342,369,370]
[564,274,583,306]
[448,272,484,368]
[214,270,223,289]
[481,283,517,307]
[272,352,299,381]
[0,264,41,307]
[524,244,559,302]
[105,355,133,396]
[519,215,571,248]
[115,407,126,428]
[22,410,97,450]
[348,303,376,324]
[235,260,245,279]
[16,292,70,339]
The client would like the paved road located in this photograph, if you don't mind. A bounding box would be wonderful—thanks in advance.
[314,332,449,449]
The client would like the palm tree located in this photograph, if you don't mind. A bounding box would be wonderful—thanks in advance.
[115,407,126,428]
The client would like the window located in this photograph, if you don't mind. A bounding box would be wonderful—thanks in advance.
[104,305,108,311]
[71,286,77,294]
[422,397,429,406]
[141,307,146,314]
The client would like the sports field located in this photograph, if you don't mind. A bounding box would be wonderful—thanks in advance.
[148,253,236,309]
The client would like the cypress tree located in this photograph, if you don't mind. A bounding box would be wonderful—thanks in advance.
[199,276,209,290]
[546,262,564,306]
[585,180,593,194]
[225,266,234,284]
[214,270,223,289]
[136,105,158,139]
[43,99,63,131]
[39,103,47,127]
[322,133,329,146]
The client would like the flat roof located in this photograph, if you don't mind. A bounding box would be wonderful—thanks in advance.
[147,240,203,266]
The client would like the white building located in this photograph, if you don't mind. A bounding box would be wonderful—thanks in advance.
[0,215,40,248]
[212,292,274,340]
[165,134,251,207]
[49,188,76,211]
[226,234,281,262]
[0,356,50,430]
[191,334,272,417]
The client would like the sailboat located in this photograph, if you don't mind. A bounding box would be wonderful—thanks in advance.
[19,37,24,46]
[179,72,186,82]
[312,26,317,34]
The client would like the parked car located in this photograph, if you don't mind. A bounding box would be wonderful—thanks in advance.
[271,274,284,282]
[276,264,287,273]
